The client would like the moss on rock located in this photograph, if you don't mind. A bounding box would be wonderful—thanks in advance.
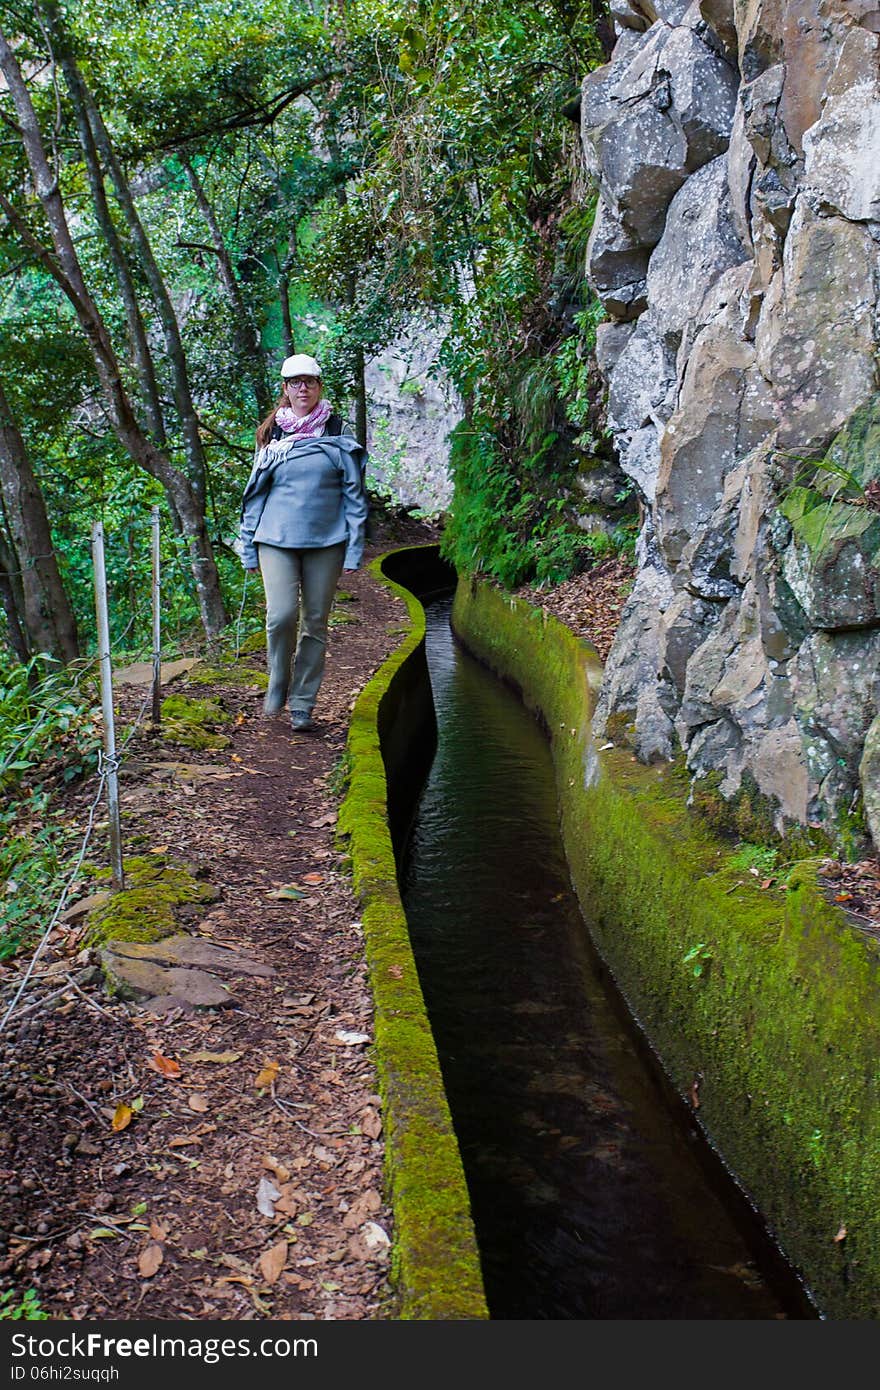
[85,856,219,951]
[160,693,232,750]
[185,663,268,690]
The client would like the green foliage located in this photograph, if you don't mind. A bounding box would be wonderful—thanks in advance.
[682,941,712,979]
[729,842,780,876]
[0,1288,50,1320]
[441,418,632,589]
[0,655,101,960]
[0,655,99,793]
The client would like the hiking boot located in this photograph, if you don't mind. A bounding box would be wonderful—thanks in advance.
[291,710,316,732]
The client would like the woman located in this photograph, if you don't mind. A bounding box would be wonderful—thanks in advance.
[238,353,369,732]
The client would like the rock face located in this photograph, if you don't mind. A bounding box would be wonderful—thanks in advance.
[364,324,460,514]
[582,0,880,846]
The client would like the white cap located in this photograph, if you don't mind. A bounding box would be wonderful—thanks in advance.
[281,353,322,379]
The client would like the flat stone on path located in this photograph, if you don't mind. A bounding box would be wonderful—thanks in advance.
[108,936,275,977]
[101,934,276,1009]
[114,658,198,686]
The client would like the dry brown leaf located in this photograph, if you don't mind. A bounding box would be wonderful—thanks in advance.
[834,1226,847,1243]
[262,1154,291,1183]
[342,1189,382,1230]
[148,1052,182,1079]
[387,964,403,980]
[255,1062,280,1089]
[111,1103,133,1133]
[188,1093,210,1113]
[359,1106,382,1139]
[301,873,324,884]
[167,1133,202,1149]
[273,1183,300,1218]
[258,1240,288,1285]
[149,1220,169,1241]
[137,1243,163,1278]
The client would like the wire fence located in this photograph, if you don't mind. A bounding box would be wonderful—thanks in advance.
[0,509,253,1030]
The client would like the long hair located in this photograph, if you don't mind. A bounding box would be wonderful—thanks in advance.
[255,382,325,448]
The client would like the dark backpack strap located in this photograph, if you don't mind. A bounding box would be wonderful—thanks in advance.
[327,413,344,435]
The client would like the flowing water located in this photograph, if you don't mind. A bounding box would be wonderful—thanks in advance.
[399,595,813,1320]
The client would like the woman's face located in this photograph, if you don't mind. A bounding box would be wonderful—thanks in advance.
[284,375,322,418]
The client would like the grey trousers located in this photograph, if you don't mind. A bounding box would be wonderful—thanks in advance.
[257,541,346,714]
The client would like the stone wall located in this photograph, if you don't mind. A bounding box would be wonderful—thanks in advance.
[582,0,880,845]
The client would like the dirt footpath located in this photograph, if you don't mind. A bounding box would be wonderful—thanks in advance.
[0,517,436,1322]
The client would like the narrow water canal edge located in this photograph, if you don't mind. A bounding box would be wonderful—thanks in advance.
[397,592,815,1320]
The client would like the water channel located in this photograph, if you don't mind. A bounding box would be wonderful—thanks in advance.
[397,588,815,1320]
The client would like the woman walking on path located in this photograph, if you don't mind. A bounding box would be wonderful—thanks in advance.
[239,353,369,731]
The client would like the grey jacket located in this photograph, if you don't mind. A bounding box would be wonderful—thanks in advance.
[238,431,369,571]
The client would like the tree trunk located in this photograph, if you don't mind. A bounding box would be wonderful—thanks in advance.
[279,225,298,357]
[49,27,167,446]
[0,379,79,662]
[0,518,30,663]
[0,25,228,638]
[179,152,271,416]
[74,65,210,508]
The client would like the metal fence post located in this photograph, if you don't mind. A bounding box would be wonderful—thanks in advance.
[91,520,124,892]
[151,505,161,726]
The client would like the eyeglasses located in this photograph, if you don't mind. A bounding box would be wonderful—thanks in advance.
[284,376,320,388]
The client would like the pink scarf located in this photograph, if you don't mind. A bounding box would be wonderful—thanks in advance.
[274,400,332,439]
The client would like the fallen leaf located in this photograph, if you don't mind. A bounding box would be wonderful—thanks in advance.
[759,878,774,890]
[137,1243,163,1278]
[342,1189,382,1230]
[834,1226,847,1243]
[387,965,403,980]
[334,1030,370,1046]
[167,1133,202,1149]
[256,1176,281,1218]
[359,1106,382,1139]
[347,1221,390,1262]
[310,813,336,828]
[273,1184,300,1218]
[149,1220,169,1241]
[188,1093,209,1113]
[262,1154,291,1183]
[149,845,169,855]
[88,1227,120,1240]
[255,1062,280,1089]
[111,1103,133,1132]
[183,1050,242,1065]
[148,1052,182,1079]
[302,873,324,885]
[258,1240,288,1285]
[267,886,304,901]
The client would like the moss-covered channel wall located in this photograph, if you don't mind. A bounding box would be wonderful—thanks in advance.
[337,548,488,1320]
[452,575,880,1320]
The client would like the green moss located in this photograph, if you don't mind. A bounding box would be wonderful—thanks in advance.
[336,546,488,1321]
[85,855,218,949]
[453,576,880,1320]
[185,663,268,690]
[160,693,232,750]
